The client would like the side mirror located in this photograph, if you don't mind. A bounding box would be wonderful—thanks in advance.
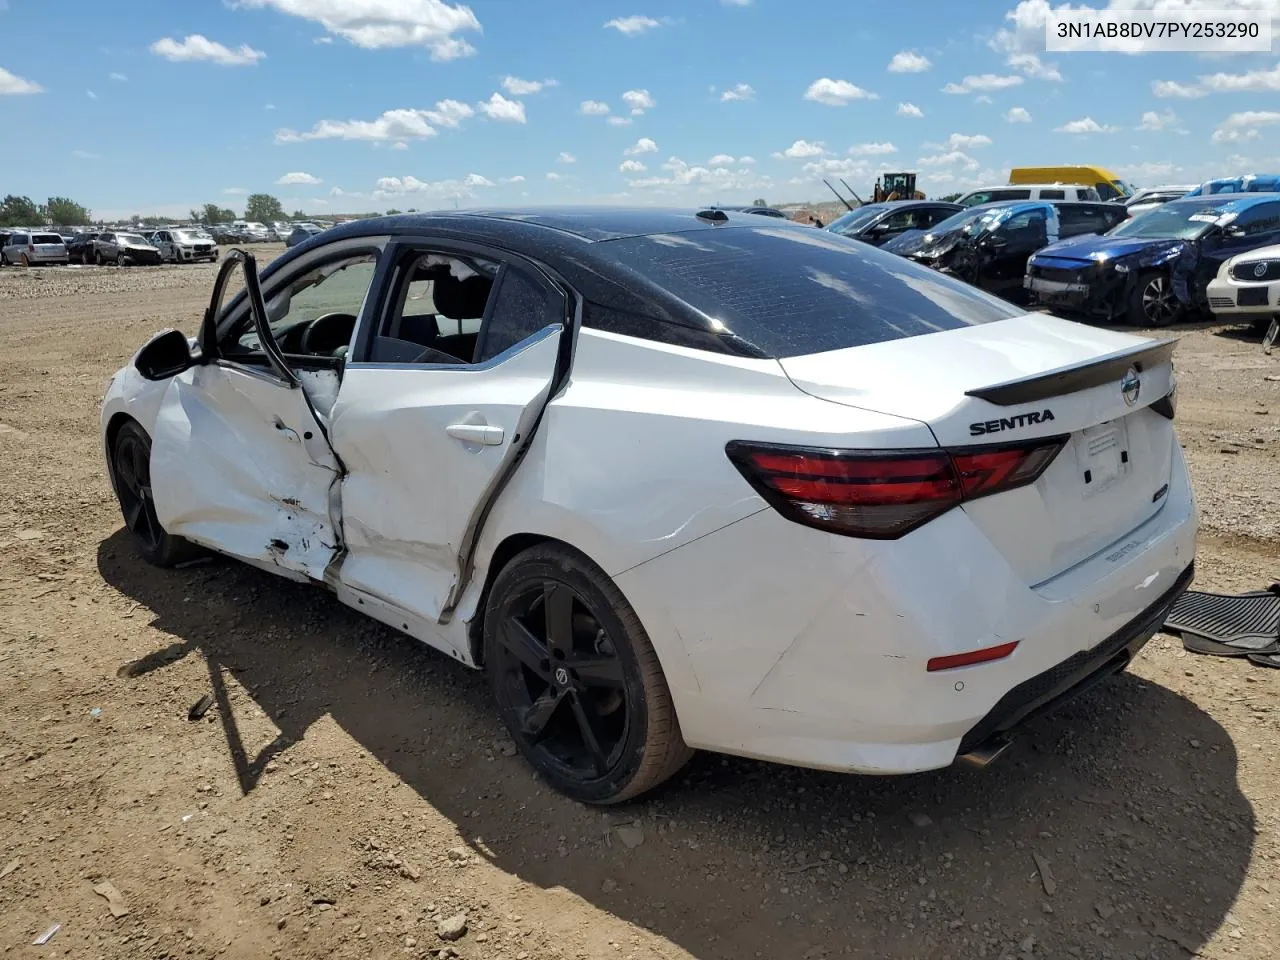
[1223,224,1246,240]
[984,233,1008,248]
[869,222,892,235]
[135,329,197,381]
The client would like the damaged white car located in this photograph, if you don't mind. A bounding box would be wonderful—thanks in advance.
[101,209,1197,803]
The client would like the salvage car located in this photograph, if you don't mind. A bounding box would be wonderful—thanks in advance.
[1206,243,1280,333]
[0,230,69,266]
[94,231,163,266]
[1184,175,1280,198]
[1025,194,1280,326]
[1124,185,1197,218]
[882,201,1126,299]
[954,184,1101,208]
[286,223,323,247]
[151,227,219,264]
[67,231,101,264]
[826,200,963,246]
[101,208,1196,803]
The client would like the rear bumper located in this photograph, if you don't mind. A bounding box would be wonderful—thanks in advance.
[617,445,1198,775]
[957,560,1193,755]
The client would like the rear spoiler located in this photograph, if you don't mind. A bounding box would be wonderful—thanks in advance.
[965,338,1177,407]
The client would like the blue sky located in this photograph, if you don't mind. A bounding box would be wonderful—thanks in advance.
[1,0,1279,219]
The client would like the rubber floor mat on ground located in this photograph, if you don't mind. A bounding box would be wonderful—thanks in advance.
[1163,586,1280,650]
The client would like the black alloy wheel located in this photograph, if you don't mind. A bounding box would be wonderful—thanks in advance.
[485,544,692,804]
[1131,272,1182,327]
[111,421,200,567]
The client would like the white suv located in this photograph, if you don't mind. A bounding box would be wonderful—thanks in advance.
[151,228,219,263]
[956,184,1101,207]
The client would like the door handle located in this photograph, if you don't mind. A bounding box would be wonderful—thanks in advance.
[446,423,505,446]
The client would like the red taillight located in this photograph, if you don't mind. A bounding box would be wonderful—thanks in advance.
[927,641,1020,672]
[726,436,1066,539]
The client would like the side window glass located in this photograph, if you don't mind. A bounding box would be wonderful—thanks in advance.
[373,252,499,364]
[476,268,561,362]
[222,254,379,360]
[1238,205,1280,236]
[1040,189,1065,199]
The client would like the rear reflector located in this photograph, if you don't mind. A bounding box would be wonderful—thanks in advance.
[927,641,1020,672]
[726,436,1067,539]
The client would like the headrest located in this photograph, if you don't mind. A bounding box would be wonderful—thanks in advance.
[432,271,491,320]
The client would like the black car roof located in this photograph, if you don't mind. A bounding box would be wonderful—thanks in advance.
[316,206,810,245]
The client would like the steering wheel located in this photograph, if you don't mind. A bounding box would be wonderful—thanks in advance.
[300,312,357,356]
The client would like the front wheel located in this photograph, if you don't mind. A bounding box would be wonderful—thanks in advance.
[1128,271,1183,327]
[111,421,201,567]
[484,543,692,804]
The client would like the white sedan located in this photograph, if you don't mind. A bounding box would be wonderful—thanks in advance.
[1206,242,1280,333]
[100,208,1197,803]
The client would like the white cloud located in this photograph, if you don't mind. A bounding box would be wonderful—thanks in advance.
[276,101,473,142]
[976,94,994,104]
[545,171,563,181]
[606,116,632,126]
[391,141,408,150]
[708,153,736,165]
[72,149,103,160]
[720,82,755,102]
[943,73,1023,94]
[896,101,923,118]
[314,36,334,44]
[1212,110,1280,143]
[803,77,878,105]
[223,187,248,195]
[477,92,526,123]
[604,15,660,35]
[1054,116,1120,134]
[502,175,526,183]
[802,157,874,177]
[1007,52,1061,81]
[265,103,277,110]
[619,159,648,173]
[1005,106,1032,123]
[109,72,127,82]
[847,141,897,156]
[1152,79,1204,98]
[945,132,992,149]
[580,99,610,115]
[277,171,323,185]
[621,88,655,115]
[918,150,979,170]
[149,34,265,66]
[721,0,751,4]
[502,76,557,96]
[887,51,931,73]
[87,89,98,100]
[1152,62,1280,99]
[738,155,755,164]
[624,137,658,155]
[1116,160,1182,180]
[778,139,825,159]
[1137,109,1179,131]
[624,155,772,193]
[557,151,576,164]
[372,174,494,201]
[236,0,481,60]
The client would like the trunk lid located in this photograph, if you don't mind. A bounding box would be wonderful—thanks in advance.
[778,313,1178,584]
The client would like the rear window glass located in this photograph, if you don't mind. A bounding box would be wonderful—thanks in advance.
[34,234,63,244]
[597,225,1022,358]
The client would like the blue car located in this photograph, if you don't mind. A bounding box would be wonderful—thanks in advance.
[1024,193,1280,326]
[1183,175,1280,198]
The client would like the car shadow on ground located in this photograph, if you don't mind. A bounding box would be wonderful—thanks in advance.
[98,531,1253,959]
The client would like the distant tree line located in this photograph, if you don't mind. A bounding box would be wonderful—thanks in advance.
[0,194,92,227]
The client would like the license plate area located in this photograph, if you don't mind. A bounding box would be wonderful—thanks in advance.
[1074,421,1132,499]
[1237,284,1271,307]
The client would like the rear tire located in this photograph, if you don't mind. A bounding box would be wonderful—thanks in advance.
[110,421,202,568]
[1127,271,1182,327]
[484,543,693,804]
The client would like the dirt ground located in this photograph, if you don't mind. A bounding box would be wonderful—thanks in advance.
[1,250,1278,960]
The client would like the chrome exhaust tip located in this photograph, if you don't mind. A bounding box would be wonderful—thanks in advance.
[958,735,1013,769]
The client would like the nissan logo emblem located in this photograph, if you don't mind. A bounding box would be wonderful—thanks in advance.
[1121,366,1141,407]
[1255,261,1269,279]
